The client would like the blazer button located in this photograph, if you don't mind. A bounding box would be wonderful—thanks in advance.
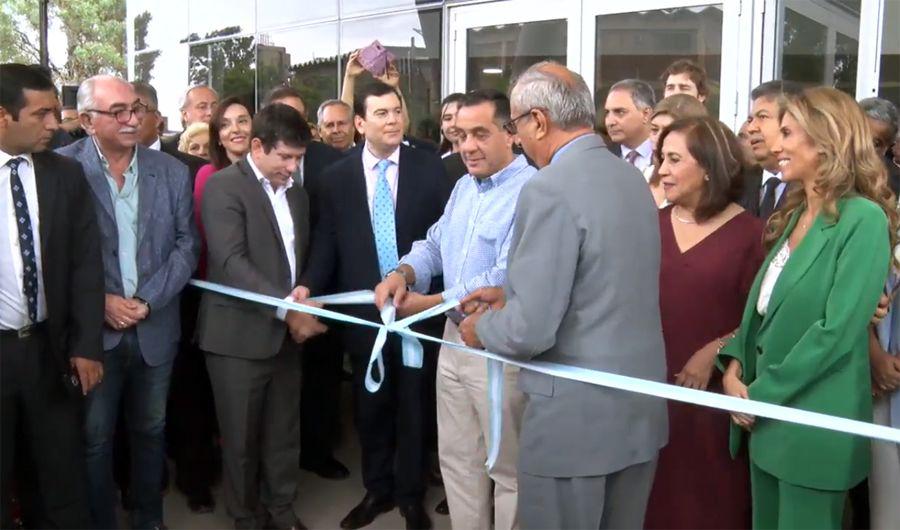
[756,345,762,355]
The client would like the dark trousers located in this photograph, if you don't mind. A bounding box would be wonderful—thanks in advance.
[299,328,342,465]
[348,332,432,505]
[1,328,91,529]
[205,342,301,530]
[84,331,173,530]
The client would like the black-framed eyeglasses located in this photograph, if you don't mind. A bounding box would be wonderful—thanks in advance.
[86,102,148,124]
[503,109,535,135]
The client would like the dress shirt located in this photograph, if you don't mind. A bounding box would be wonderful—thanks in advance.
[0,150,47,329]
[400,154,536,301]
[149,137,161,151]
[756,240,790,316]
[760,170,787,206]
[620,138,654,172]
[362,142,400,218]
[246,155,297,321]
[94,138,140,298]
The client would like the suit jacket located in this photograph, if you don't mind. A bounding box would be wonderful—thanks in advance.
[302,141,346,224]
[476,134,668,478]
[300,144,450,349]
[57,138,200,366]
[196,157,310,359]
[160,140,206,182]
[739,166,789,218]
[720,197,890,490]
[32,151,105,382]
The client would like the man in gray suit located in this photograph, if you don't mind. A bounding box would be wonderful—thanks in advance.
[57,75,199,529]
[196,104,326,530]
[459,62,668,529]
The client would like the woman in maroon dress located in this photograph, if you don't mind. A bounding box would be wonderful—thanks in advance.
[644,117,765,529]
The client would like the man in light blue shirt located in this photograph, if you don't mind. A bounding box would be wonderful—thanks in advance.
[375,89,535,530]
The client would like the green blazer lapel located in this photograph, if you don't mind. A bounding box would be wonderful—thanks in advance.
[759,211,835,333]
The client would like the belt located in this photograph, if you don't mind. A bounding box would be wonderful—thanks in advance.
[0,321,47,339]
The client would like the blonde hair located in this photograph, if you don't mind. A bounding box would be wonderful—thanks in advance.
[765,87,898,261]
[178,122,210,153]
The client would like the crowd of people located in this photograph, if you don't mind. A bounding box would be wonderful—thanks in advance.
[1,48,899,530]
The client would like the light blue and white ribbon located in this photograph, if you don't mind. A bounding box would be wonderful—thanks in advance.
[192,280,900,470]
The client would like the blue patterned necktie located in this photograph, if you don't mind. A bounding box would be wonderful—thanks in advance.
[372,159,399,277]
[7,157,39,324]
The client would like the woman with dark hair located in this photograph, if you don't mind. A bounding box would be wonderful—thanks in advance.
[192,96,252,276]
[438,92,465,156]
[645,117,764,529]
[721,87,897,529]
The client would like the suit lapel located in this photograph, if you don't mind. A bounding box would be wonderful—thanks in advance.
[349,154,380,272]
[394,146,416,253]
[32,153,57,253]
[759,211,834,331]
[80,140,116,221]
[286,184,306,283]
[240,158,291,277]
[136,147,158,246]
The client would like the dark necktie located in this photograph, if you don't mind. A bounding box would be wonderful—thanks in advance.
[8,158,39,324]
[625,150,640,166]
[759,176,781,220]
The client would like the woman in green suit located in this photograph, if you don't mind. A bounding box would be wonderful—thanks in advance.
[720,86,898,529]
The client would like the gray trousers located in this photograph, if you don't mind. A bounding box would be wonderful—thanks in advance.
[518,456,658,530]
[205,341,301,529]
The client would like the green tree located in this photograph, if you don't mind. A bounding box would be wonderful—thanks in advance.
[0,0,125,84]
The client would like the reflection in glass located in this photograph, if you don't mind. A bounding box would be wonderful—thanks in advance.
[132,0,188,51]
[879,0,899,104]
[257,24,340,117]
[189,36,257,107]
[341,10,441,143]
[341,0,427,17]
[594,6,722,116]
[257,0,338,29]
[466,20,567,94]
[188,0,254,38]
[781,0,859,95]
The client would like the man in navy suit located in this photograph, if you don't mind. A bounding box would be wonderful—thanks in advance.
[301,82,450,530]
[58,75,199,530]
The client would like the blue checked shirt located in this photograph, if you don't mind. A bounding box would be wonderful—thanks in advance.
[400,154,535,301]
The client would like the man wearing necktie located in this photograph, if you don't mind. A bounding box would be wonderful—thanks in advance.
[1,63,104,529]
[301,82,451,530]
[603,79,656,172]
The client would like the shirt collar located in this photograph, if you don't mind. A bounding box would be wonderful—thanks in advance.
[550,133,595,164]
[91,136,138,174]
[621,138,653,161]
[362,142,401,171]
[149,138,161,151]
[471,154,528,192]
[0,149,34,169]
[246,154,294,191]
[762,169,783,185]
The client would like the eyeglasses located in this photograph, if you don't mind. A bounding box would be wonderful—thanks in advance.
[86,102,148,124]
[503,109,536,135]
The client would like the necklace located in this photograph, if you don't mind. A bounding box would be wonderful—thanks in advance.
[672,206,697,224]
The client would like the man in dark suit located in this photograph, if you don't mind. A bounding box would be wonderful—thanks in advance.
[0,63,104,529]
[738,80,802,218]
[262,86,351,480]
[196,104,326,530]
[161,85,218,153]
[132,80,218,513]
[57,75,199,529]
[301,82,450,530]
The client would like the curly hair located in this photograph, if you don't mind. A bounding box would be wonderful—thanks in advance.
[764,87,898,264]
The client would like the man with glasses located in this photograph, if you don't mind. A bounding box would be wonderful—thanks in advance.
[57,75,199,530]
[374,89,535,530]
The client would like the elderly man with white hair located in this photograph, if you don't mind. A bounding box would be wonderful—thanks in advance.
[57,75,199,530]
[459,61,668,529]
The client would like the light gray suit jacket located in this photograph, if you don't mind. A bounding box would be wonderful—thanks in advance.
[477,134,668,478]
[57,138,199,366]
[196,157,310,359]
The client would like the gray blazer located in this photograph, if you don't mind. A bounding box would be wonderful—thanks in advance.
[477,134,668,478]
[196,157,310,359]
[57,138,199,366]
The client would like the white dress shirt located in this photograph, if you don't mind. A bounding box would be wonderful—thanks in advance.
[246,155,297,284]
[0,150,47,329]
[757,240,790,316]
[361,142,400,219]
[621,138,654,173]
[760,170,787,205]
[149,137,161,151]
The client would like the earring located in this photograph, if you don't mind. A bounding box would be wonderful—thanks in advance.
[704,174,710,181]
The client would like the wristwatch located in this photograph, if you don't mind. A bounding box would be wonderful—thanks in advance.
[134,297,151,316]
[387,267,413,286]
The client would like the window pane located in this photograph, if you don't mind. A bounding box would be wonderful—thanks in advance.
[341,10,441,143]
[594,6,723,115]
[189,36,257,107]
[132,0,188,52]
[258,24,339,117]
[466,20,567,93]
[134,47,189,133]
[187,0,253,39]
[780,0,860,95]
[257,0,338,29]
[879,0,900,105]
[341,0,437,17]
